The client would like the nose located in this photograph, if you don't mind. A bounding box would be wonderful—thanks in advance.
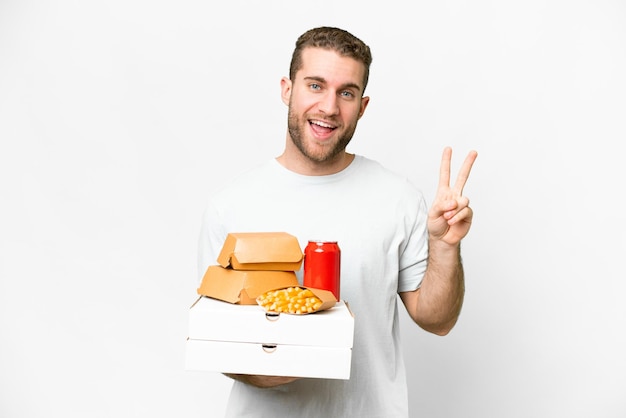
[318,91,339,115]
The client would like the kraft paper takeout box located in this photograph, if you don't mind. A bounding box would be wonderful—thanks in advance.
[197,265,299,305]
[217,232,304,271]
[185,296,355,379]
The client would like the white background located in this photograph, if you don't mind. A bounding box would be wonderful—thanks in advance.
[1,1,625,417]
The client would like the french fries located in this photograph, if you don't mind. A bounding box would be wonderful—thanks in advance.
[256,286,324,314]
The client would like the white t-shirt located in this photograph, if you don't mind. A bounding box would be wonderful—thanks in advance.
[198,155,429,418]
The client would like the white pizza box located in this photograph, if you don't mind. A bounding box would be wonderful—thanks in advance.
[188,296,354,348]
[185,339,352,380]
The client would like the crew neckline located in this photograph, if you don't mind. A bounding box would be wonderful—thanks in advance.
[271,155,363,183]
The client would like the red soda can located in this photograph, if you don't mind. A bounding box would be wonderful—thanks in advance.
[303,241,341,300]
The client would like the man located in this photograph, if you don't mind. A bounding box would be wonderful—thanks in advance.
[198,26,477,417]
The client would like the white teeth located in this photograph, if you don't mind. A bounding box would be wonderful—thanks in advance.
[311,120,335,129]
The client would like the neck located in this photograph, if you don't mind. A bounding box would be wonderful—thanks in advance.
[276,150,354,176]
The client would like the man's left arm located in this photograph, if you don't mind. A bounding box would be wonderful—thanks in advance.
[400,147,477,336]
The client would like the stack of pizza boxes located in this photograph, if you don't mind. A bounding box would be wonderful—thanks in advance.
[185,232,355,379]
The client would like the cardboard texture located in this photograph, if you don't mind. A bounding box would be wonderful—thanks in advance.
[217,232,304,271]
[185,339,352,379]
[198,265,299,305]
[188,296,354,347]
[186,297,355,379]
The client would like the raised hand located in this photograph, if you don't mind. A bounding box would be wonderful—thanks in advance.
[428,147,478,246]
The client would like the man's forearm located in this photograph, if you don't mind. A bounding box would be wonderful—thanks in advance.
[402,240,465,335]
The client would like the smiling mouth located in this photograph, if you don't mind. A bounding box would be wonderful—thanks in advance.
[309,119,337,136]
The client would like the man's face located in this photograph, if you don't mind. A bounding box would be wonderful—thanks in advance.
[281,47,370,165]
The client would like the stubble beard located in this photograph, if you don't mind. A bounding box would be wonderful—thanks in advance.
[287,107,357,164]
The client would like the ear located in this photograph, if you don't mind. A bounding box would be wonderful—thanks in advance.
[280,77,292,106]
[358,96,370,119]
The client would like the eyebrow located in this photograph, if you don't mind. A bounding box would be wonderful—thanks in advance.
[303,76,362,93]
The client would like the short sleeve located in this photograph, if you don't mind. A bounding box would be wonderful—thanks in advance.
[397,190,429,293]
[197,199,227,284]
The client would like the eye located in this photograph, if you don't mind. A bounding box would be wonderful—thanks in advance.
[309,83,321,91]
[340,90,355,98]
